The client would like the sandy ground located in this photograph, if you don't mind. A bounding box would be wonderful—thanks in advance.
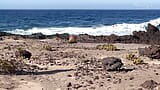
[0,36,160,90]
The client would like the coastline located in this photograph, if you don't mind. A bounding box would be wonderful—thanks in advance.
[0,23,159,90]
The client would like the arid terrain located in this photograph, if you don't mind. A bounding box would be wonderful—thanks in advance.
[0,35,160,90]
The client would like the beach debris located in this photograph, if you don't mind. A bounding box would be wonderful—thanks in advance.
[96,44,117,51]
[140,80,158,90]
[101,57,123,71]
[138,45,160,59]
[15,49,32,59]
[126,53,143,65]
[68,35,77,43]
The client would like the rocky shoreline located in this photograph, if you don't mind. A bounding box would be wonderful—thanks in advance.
[1,23,160,44]
[0,23,160,90]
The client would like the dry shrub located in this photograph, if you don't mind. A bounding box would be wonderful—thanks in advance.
[126,53,144,65]
[96,44,117,51]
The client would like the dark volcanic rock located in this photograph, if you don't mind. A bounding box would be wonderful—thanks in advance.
[101,57,123,71]
[138,45,160,59]
[146,23,159,33]
[140,80,158,89]
[15,50,32,59]
[27,33,46,39]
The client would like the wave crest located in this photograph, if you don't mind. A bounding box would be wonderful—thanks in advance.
[6,18,160,36]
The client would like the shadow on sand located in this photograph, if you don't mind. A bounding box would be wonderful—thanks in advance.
[15,69,74,75]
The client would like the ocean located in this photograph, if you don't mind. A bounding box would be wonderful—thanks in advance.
[0,10,160,36]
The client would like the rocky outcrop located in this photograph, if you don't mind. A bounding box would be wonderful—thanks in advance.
[138,45,160,59]
[0,23,160,44]
[26,33,46,39]
[101,57,123,71]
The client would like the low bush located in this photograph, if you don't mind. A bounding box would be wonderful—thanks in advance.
[96,44,117,51]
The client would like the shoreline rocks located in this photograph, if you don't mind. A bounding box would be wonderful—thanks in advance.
[0,23,160,44]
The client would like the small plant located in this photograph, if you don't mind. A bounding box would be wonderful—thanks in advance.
[96,44,117,51]
[126,53,136,61]
[125,53,144,65]
[16,47,23,51]
[133,57,144,65]
[0,59,16,74]
[43,45,52,51]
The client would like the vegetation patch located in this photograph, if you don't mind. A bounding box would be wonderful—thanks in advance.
[126,53,144,65]
[96,44,117,51]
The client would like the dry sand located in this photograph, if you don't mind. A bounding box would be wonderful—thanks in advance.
[0,36,160,90]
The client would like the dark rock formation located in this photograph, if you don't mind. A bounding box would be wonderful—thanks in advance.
[146,23,159,33]
[101,57,123,71]
[138,45,160,59]
[26,33,46,39]
[15,50,32,59]
[140,80,158,90]
[1,23,160,44]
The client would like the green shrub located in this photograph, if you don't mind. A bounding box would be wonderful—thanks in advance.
[126,53,136,61]
[96,44,117,51]
[126,53,144,65]
[133,57,144,65]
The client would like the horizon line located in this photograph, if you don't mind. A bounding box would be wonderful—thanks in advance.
[0,8,160,10]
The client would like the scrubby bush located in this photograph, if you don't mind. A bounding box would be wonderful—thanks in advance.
[126,53,136,61]
[43,45,52,51]
[133,57,144,65]
[125,53,144,65]
[0,59,17,74]
[96,44,117,51]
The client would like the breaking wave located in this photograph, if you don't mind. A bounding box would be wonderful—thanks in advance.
[6,18,160,36]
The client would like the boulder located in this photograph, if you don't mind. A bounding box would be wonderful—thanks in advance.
[140,80,158,90]
[15,50,32,59]
[101,57,123,71]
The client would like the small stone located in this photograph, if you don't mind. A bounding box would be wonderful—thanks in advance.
[87,80,93,84]
[94,76,99,80]
[113,78,121,84]
[67,74,72,77]
[73,84,82,89]
[66,82,72,87]
[129,76,134,80]
[155,73,159,75]
[105,75,111,78]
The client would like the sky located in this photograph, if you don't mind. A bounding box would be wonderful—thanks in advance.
[0,0,160,9]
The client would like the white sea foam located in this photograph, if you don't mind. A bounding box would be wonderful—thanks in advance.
[6,18,160,36]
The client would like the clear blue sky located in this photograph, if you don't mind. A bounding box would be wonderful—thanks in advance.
[0,0,160,9]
